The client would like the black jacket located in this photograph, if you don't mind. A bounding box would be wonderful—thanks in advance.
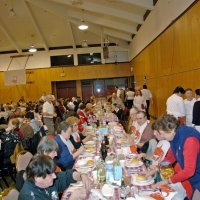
[18,169,76,200]
[193,101,200,125]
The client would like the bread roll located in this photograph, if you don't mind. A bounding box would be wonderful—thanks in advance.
[136,174,146,181]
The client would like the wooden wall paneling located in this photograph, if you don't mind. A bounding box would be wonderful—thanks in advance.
[0,63,130,103]
[131,1,200,118]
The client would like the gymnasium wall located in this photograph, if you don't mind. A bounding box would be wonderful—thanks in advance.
[130,1,200,117]
[0,63,130,103]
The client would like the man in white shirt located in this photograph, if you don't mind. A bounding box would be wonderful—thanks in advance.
[184,88,196,126]
[115,86,121,98]
[112,93,125,110]
[42,95,56,135]
[141,85,153,120]
[166,86,186,124]
[126,88,135,109]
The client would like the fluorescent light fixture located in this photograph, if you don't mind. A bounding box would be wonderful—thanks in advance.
[78,21,88,30]
[29,45,37,53]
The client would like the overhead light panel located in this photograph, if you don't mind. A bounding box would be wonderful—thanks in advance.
[78,10,88,30]
[29,45,37,53]
[78,21,88,30]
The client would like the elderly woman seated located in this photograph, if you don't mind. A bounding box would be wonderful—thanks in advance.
[66,116,93,149]
[54,121,84,170]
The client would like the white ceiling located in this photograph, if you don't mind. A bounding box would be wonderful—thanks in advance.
[0,0,156,53]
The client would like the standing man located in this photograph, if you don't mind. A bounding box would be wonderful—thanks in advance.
[43,95,56,135]
[166,86,186,125]
[115,86,121,98]
[184,88,196,126]
[126,88,135,109]
[141,85,153,120]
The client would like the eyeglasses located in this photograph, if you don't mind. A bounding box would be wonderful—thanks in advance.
[136,117,144,120]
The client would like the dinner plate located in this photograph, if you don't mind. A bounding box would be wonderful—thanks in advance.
[76,159,94,168]
[84,141,95,145]
[101,184,114,197]
[126,154,137,159]
[131,175,154,186]
[125,160,143,168]
[70,181,83,187]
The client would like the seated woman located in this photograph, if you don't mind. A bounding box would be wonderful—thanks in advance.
[126,106,139,134]
[152,114,200,200]
[66,116,93,149]
[54,121,84,170]
[77,103,88,125]
[85,103,94,116]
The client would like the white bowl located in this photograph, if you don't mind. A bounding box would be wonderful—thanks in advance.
[77,159,87,167]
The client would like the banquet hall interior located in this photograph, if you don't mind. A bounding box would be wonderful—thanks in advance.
[0,0,200,200]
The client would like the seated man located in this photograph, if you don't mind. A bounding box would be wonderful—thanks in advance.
[112,103,123,123]
[130,111,156,153]
[19,155,91,200]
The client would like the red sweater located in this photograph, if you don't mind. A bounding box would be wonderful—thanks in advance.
[164,137,199,198]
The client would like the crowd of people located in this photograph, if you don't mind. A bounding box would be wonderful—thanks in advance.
[0,84,199,200]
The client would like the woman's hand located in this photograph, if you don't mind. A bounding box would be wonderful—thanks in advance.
[145,169,157,178]
[77,146,85,155]
[152,179,169,189]
[137,153,146,159]
[70,188,87,200]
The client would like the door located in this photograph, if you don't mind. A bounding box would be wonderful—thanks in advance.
[56,81,77,99]
[81,80,93,102]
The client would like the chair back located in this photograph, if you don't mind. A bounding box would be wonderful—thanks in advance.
[193,189,200,200]
[2,189,19,200]
[16,151,33,172]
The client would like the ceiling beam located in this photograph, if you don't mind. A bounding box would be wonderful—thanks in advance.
[119,0,154,10]
[68,21,76,49]
[27,0,137,35]
[23,0,49,51]
[68,10,137,34]
[103,28,132,42]
[0,19,22,53]
[48,0,144,24]
[70,19,129,48]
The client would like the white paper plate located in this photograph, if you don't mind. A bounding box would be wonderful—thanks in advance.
[132,175,154,186]
[125,160,143,168]
[84,141,95,145]
[76,159,94,168]
[101,184,114,197]
[70,181,83,187]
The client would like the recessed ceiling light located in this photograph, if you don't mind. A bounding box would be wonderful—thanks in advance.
[67,54,71,57]
[29,45,37,53]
